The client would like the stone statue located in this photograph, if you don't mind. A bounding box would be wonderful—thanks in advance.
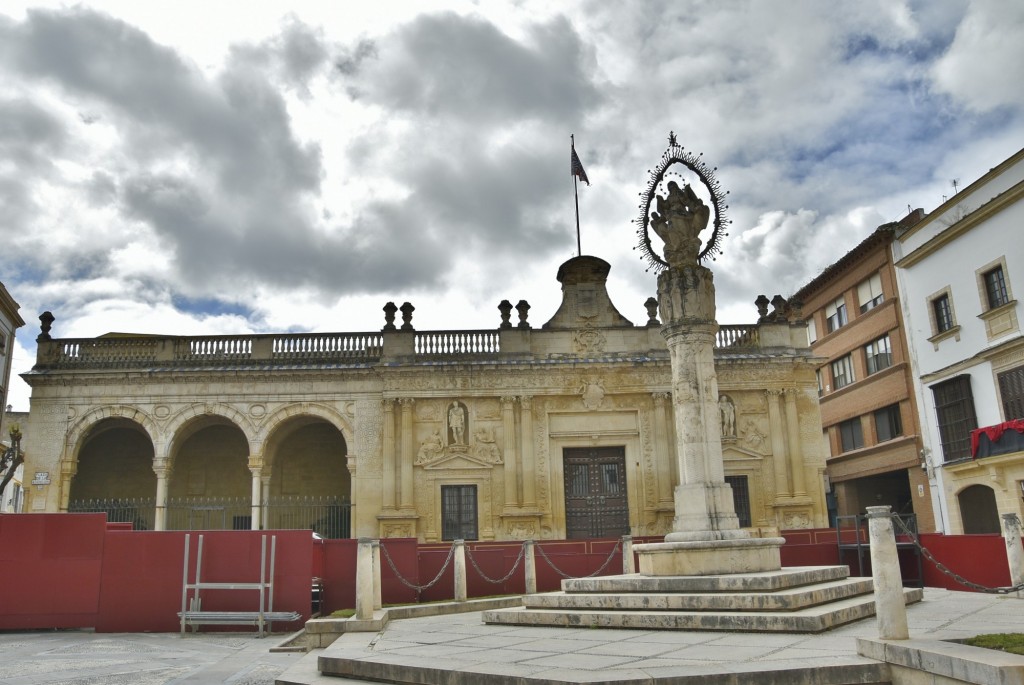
[448,402,466,445]
[719,394,736,438]
[650,181,710,268]
[470,426,502,463]
[415,429,445,465]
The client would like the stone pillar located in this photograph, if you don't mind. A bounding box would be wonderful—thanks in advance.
[767,389,791,500]
[519,397,536,508]
[355,538,374,620]
[652,392,674,505]
[622,535,635,574]
[1002,513,1024,597]
[501,396,519,509]
[382,399,396,510]
[866,506,909,640]
[453,539,467,602]
[657,264,744,542]
[249,467,262,530]
[154,463,170,531]
[371,540,383,610]
[783,389,807,497]
[399,398,414,511]
[524,540,537,594]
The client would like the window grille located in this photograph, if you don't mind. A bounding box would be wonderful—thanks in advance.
[932,375,977,462]
[997,365,1024,420]
[441,484,478,541]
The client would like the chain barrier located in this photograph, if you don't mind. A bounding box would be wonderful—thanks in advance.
[379,541,457,593]
[890,515,1024,595]
[464,542,527,584]
[535,538,623,579]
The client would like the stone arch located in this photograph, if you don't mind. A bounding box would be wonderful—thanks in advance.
[956,483,1001,534]
[161,403,258,466]
[260,402,354,454]
[65,404,160,459]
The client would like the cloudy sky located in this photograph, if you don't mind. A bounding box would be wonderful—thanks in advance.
[2,0,1023,411]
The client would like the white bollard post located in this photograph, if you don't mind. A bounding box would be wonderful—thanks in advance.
[524,540,537,595]
[1002,513,1024,598]
[355,538,375,620]
[372,540,383,610]
[866,506,909,640]
[622,535,635,574]
[454,540,467,602]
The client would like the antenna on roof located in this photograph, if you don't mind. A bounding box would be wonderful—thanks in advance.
[951,178,960,194]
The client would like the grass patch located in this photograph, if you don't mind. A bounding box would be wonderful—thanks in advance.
[328,609,355,618]
[964,633,1024,655]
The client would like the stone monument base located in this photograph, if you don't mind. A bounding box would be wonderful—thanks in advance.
[634,536,785,576]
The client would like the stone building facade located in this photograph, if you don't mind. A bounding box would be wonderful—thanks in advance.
[22,256,828,540]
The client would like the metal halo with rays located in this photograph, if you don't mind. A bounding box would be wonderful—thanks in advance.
[634,132,731,272]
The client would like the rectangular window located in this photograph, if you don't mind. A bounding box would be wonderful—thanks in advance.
[807,317,817,344]
[932,375,978,462]
[441,484,478,541]
[816,368,824,396]
[874,404,903,442]
[984,266,1009,309]
[864,334,892,375]
[857,272,884,313]
[725,475,752,528]
[831,354,854,390]
[839,417,864,452]
[825,296,848,333]
[998,365,1024,420]
[933,294,954,333]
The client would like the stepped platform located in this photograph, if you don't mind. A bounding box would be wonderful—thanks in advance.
[483,566,923,633]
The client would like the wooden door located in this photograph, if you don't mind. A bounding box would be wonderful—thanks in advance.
[563,447,629,539]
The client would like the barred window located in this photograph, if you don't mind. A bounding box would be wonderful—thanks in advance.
[725,475,751,528]
[839,417,864,452]
[441,484,478,541]
[998,365,1024,420]
[831,354,854,390]
[932,375,977,462]
[865,334,892,375]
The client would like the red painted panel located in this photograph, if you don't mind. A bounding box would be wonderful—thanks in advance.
[0,514,105,629]
[918,533,1010,591]
[320,538,357,613]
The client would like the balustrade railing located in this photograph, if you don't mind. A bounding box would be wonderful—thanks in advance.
[175,336,253,362]
[57,338,160,367]
[273,332,382,363]
[415,330,501,356]
[716,324,759,348]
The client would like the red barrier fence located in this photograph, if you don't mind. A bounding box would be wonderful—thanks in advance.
[0,514,1016,631]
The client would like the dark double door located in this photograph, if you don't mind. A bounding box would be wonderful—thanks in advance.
[563,447,629,539]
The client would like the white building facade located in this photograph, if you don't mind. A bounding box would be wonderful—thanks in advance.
[894,148,1024,534]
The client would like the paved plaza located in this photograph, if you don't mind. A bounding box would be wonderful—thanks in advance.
[0,588,1021,685]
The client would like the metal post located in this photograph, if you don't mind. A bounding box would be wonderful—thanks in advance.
[454,540,467,602]
[1002,513,1024,598]
[622,535,635,574]
[524,540,537,595]
[355,538,375,620]
[866,506,909,639]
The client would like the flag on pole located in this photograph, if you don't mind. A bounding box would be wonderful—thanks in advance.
[571,144,590,186]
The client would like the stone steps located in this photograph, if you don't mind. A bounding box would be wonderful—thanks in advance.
[482,566,924,633]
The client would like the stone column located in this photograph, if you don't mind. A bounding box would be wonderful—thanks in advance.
[501,396,519,509]
[767,389,791,500]
[1002,513,1024,596]
[652,392,674,505]
[658,264,744,542]
[783,389,807,498]
[154,463,170,531]
[622,535,635,574]
[519,397,537,508]
[371,540,383,610]
[866,506,909,640]
[355,538,375,620]
[382,399,396,510]
[249,467,262,530]
[399,398,415,511]
[524,540,537,594]
[453,539,467,602]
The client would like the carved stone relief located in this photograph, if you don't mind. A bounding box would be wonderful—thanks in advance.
[579,380,606,410]
[573,328,607,355]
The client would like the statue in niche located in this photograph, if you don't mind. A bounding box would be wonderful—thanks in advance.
[650,181,710,268]
[719,394,737,438]
[447,401,468,446]
[415,429,445,465]
[470,426,502,464]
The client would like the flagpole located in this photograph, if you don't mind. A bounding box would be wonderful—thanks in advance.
[572,135,581,256]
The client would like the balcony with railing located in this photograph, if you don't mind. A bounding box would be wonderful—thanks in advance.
[970,419,1024,459]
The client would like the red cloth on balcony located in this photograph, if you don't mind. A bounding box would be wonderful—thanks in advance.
[971,419,1024,457]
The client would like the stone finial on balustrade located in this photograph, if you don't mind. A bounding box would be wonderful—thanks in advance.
[37,311,54,342]
[755,295,770,323]
[787,297,803,322]
[498,300,513,329]
[644,297,660,326]
[382,302,398,331]
[400,302,415,331]
[516,300,531,329]
[770,295,789,322]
